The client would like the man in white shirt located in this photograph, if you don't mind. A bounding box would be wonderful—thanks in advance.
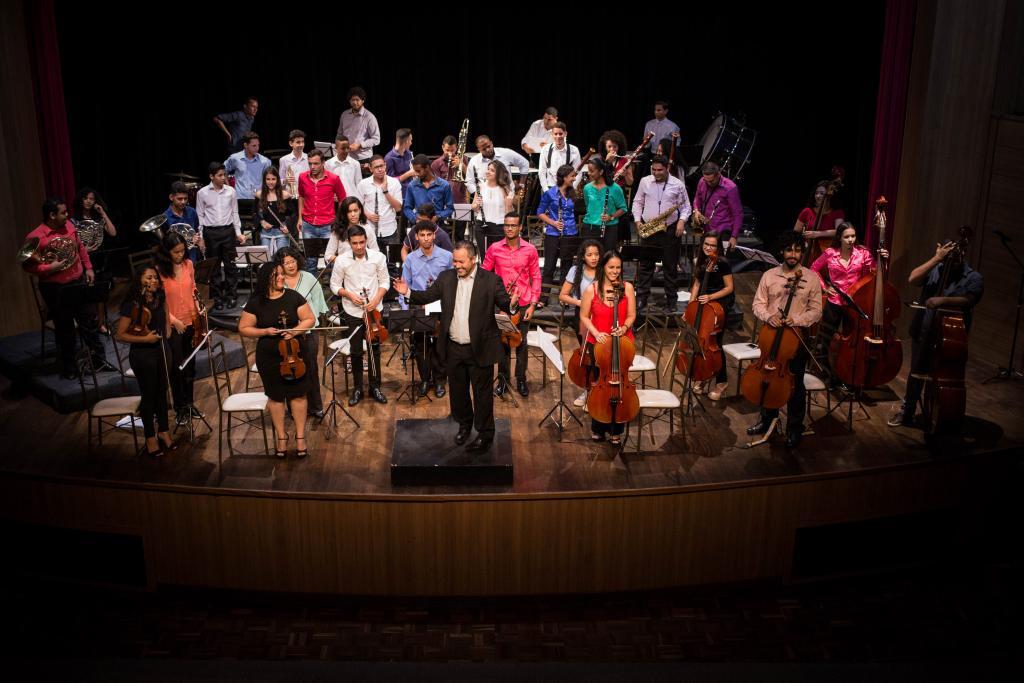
[195,162,244,309]
[465,136,532,195]
[329,225,390,405]
[643,101,681,154]
[278,129,309,196]
[521,106,558,155]
[537,122,582,191]
[325,135,363,198]
[336,86,381,163]
[357,154,403,243]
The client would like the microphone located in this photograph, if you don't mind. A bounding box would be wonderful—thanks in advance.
[994,229,1012,243]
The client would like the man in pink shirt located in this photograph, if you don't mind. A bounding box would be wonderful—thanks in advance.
[297,148,346,272]
[21,197,109,379]
[482,211,541,397]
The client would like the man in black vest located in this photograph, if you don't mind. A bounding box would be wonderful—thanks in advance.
[393,241,519,453]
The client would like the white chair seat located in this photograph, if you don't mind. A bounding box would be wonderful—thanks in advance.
[249,362,258,372]
[526,330,557,347]
[318,257,327,270]
[124,367,135,378]
[92,395,142,417]
[678,291,692,304]
[803,374,827,391]
[636,389,681,409]
[327,313,341,326]
[723,343,761,361]
[222,392,269,412]
[629,355,657,372]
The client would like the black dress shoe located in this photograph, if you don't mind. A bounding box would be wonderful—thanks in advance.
[454,427,472,445]
[516,379,529,397]
[60,370,80,381]
[418,380,430,397]
[348,388,363,406]
[465,435,493,453]
[434,382,446,398]
[370,387,388,404]
[214,300,225,311]
[310,409,325,420]
[786,429,803,448]
[746,419,771,436]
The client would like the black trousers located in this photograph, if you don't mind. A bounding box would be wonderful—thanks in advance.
[759,349,809,432]
[129,345,169,438]
[411,332,445,383]
[903,337,929,417]
[636,230,682,303]
[341,311,382,390]
[447,341,495,439]
[204,225,238,302]
[39,277,105,375]
[474,222,504,253]
[167,326,196,410]
[498,316,531,382]
[305,333,323,411]
[581,223,618,256]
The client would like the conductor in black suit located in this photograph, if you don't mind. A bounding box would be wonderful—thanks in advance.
[393,240,519,453]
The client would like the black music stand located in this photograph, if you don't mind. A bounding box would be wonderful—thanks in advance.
[671,318,707,418]
[825,289,873,431]
[303,237,329,277]
[538,306,583,437]
[391,309,438,405]
[322,325,360,439]
[493,313,522,408]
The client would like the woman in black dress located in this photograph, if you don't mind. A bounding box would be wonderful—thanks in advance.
[688,231,735,400]
[238,262,316,458]
[115,266,176,457]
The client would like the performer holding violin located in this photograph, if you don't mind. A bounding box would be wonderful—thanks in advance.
[276,246,329,419]
[155,232,205,426]
[329,225,391,406]
[888,232,983,430]
[115,266,176,457]
[238,262,316,458]
[579,250,638,445]
[743,233,823,448]
[482,212,541,398]
[685,232,735,401]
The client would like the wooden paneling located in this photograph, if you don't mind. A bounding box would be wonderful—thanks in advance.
[0,1,48,336]
[0,455,1006,596]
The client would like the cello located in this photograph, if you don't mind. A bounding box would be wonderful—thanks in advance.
[740,269,805,410]
[921,226,973,435]
[587,282,640,425]
[829,197,902,388]
[675,252,725,381]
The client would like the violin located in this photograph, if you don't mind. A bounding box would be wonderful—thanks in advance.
[587,282,640,424]
[740,268,805,410]
[360,287,389,344]
[277,310,307,381]
[921,226,973,435]
[829,197,903,388]
[127,297,154,337]
[500,272,524,349]
[805,165,845,264]
[675,252,725,381]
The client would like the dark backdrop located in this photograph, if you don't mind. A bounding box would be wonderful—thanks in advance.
[56,5,884,249]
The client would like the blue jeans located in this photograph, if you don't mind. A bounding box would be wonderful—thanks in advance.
[302,221,332,272]
[260,229,288,259]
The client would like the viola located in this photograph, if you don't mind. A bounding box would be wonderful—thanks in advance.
[587,282,640,424]
[277,310,307,381]
[829,197,902,388]
[740,269,805,410]
[675,252,725,381]
[921,226,973,435]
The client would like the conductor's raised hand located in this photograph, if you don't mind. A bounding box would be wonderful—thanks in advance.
[391,276,409,296]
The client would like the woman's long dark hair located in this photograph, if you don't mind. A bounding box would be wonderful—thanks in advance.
[333,196,366,239]
[489,160,513,195]
[254,262,281,304]
[695,231,724,274]
[829,221,862,251]
[594,249,623,296]
[572,239,603,298]
[259,166,284,212]
[154,232,189,279]
[556,163,576,201]
[73,186,107,221]
[122,265,165,310]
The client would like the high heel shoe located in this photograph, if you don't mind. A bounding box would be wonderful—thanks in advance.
[295,435,308,459]
[275,435,288,459]
[158,434,178,452]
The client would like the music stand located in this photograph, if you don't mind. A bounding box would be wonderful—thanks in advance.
[671,318,708,417]
[303,237,329,276]
[734,245,780,267]
[825,288,873,431]
[391,309,438,404]
[493,313,522,408]
[173,329,215,441]
[537,325,583,436]
[323,324,360,439]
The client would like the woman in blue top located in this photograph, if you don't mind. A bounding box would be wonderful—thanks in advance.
[537,164,578,306]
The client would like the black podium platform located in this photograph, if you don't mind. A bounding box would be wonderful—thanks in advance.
[390,418,513,486]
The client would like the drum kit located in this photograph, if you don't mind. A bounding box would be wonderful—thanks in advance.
[166,170,202,206]
[689,112,757,180]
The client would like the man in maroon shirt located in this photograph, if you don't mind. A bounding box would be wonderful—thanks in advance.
[21,197,109,378]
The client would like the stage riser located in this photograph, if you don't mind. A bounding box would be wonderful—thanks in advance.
[0,453,1011,596]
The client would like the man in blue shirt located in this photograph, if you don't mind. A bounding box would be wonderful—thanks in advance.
[163,181,202,263]
[214,97,258,154]
[401,220,453,398]
[385,128,416,190]
[224,131,271,201]
[403,155,454,229]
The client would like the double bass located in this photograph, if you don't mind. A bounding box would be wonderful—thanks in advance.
[830,197,902,389]
[587,282,640,425]
[921,226,973,435]
[805,166,845,264]
[740,269,805,410]
[675,252,725,381]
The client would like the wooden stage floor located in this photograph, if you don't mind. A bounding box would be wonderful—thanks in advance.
[2,273,1021,497]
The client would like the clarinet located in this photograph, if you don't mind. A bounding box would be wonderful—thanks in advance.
[374,186,380,230]
[601,187,610,238]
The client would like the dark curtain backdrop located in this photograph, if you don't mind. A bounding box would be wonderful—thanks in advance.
[56,5,884,252]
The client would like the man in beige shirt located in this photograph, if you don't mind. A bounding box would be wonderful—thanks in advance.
[746,233,823,447]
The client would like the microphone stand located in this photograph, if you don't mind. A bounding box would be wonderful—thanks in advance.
[984,232,1024,383]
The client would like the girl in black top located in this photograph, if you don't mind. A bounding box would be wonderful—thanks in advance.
[689,231,735,400]
[115,266,176,457]
[254,166,296,259]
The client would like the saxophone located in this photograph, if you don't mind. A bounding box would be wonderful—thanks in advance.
[637,201,689,239]
[452,118,469,183]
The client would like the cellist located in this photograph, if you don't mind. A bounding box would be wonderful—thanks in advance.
[746,233,823,447]
[887,241,983,428]
[579,250,637,446]
[689,231,735,400]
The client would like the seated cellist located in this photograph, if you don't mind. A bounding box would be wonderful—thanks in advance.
[887,240,983,428]
[746,233,823,448]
